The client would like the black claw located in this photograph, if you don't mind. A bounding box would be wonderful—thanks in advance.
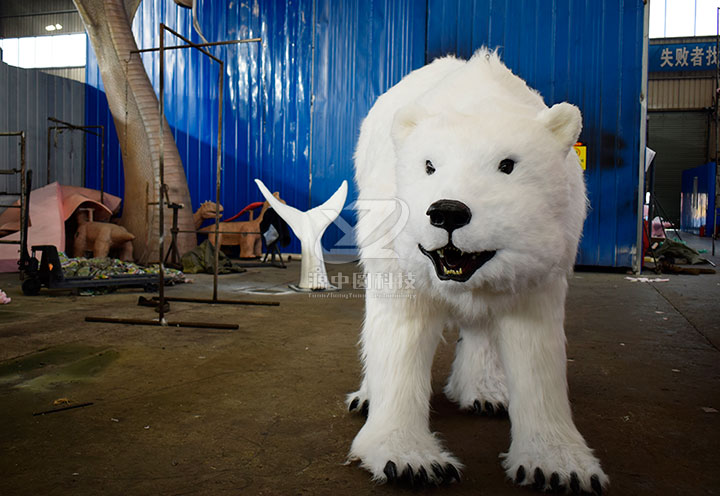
[533,467,546,490]
[591,474,602,495]
[515,465,526,484]
[349,397,359,412]
[416,466,429,486]
[485,401,495,416]
[550,472,561,492]
[496,403,507,416]
[383,461,397,483]
[400,465,414,486]
[445,463,460,483]
[431,462,446,483]
[360,400,369,417]
[473,399,482,415]
[570,472,580,495]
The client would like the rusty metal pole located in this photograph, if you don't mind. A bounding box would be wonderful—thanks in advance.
[19,132,27,257]
[134,37,261,54]
[158,23,167,323]
[100,125,105,205]
[213,62,224,302]
[46,127,52,185]
[715,8,719,256]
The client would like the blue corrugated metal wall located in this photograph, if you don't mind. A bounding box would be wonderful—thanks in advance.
[427,0,646,267]
[86,0,314,254]
[311,0,426,251]
[86,0,644,266]
[85,0,425,255]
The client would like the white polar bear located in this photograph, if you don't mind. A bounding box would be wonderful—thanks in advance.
[347,49,607,494]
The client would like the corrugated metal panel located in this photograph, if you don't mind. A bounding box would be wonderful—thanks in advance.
[84,55,124,209]
[651,36,717,45]
[0,0,76,16]
[648,78,714,110]
[85,0,425,254]
[648,111,709,226]
[310,0,426,252]
[426,0,646,268]
[0,60,85,198]
[40,67,85,83]
[0,0,83,37]
[87,0,312,254]
[0,12,84,37]
[85,0,643,265]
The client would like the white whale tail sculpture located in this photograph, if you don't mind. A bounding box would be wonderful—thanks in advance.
[255,179,348,291]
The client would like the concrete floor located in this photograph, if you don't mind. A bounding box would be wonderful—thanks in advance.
[0,251,719,495]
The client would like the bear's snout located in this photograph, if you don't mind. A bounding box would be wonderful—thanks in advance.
[426,199,472,233]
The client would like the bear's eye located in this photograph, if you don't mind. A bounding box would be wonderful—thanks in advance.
[425,160,436,175]
[498,158,515,174]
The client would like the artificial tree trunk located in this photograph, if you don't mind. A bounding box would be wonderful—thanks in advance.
[74,0,196,262]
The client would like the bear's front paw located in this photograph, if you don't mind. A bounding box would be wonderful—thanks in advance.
[380,459,460,487]
[349,427,462,487]
[346,390,369,417]
[502,440,607,495]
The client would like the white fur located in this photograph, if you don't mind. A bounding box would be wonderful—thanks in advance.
[348,49,607,492]
[444,325,508,411]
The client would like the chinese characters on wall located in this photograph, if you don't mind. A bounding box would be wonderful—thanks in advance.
[651,42,718,71]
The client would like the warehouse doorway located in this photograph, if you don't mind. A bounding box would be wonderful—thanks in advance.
[647,109,711,227]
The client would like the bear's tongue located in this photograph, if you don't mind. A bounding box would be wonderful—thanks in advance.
[442,246,464,268]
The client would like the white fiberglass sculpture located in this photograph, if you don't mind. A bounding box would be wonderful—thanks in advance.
[255,179,348,291]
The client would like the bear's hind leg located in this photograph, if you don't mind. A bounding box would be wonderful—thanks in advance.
[444,325,508,417]
[346,379,369,417]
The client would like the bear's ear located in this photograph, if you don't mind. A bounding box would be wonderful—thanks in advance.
[391,103,431,148]
[537,102,582,150]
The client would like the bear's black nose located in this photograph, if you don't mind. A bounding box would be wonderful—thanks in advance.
[426,199,472,233]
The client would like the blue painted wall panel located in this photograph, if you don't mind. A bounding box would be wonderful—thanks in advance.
[85,0,425,255]
[86,0,644,266]
[85,60,125,209]
[86,0,313,254]
[426,0,646,268]
[311,0,426,253]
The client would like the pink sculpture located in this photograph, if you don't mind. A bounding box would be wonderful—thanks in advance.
[0,183,122,272]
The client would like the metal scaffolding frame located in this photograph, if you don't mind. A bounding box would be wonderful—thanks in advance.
[0,131,29,265]
[46,117,105,203]
[85,25,273,330]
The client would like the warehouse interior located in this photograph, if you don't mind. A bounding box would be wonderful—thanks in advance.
[1,1,719,495]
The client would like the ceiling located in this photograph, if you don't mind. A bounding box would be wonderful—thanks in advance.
[0,0,84,39]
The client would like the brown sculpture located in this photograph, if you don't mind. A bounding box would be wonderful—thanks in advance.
[73,0,196,262]
[73,211,135,260]
[193,201,224,229]
[200,193,284,259]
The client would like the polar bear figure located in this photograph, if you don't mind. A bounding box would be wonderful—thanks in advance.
[347,49,607,494]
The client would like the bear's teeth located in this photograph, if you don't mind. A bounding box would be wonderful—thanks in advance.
[438,248,445,257]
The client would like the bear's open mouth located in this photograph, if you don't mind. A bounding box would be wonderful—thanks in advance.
[418,243,496,282]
